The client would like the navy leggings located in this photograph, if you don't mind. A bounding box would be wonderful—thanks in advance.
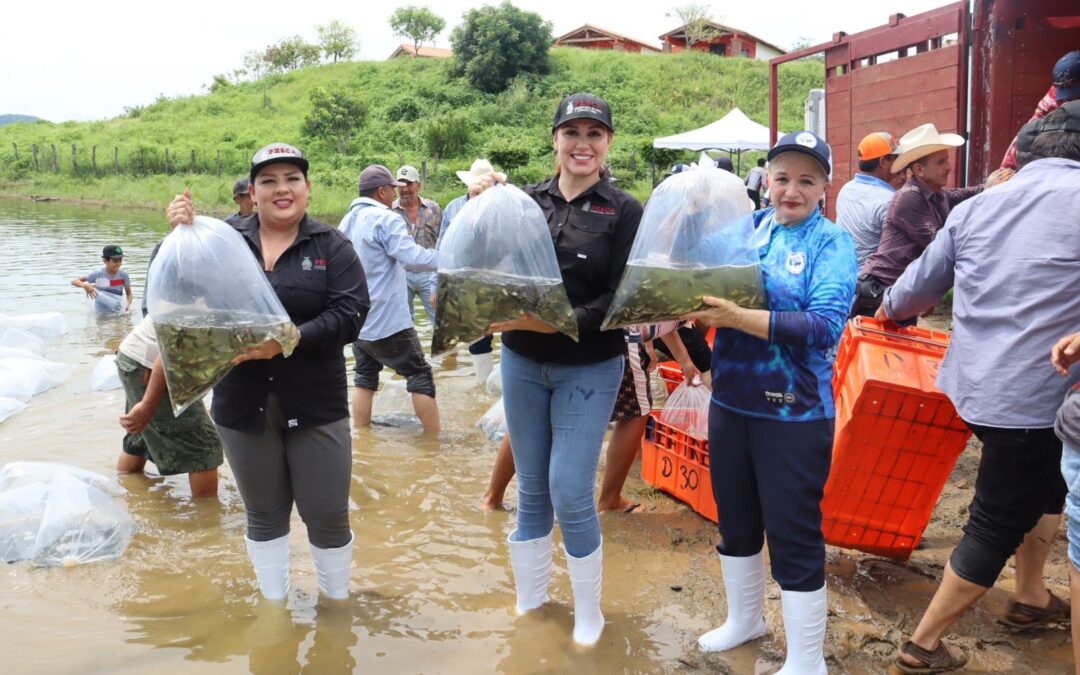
[709,405,834,592]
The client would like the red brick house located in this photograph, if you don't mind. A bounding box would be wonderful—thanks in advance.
[660,22,786,60]
[554,25,662,53]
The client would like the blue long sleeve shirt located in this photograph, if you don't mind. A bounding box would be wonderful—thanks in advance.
[339,198,438,342]
[709,208,857,421]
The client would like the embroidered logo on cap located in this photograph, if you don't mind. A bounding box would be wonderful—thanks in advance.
[795,132,818,148]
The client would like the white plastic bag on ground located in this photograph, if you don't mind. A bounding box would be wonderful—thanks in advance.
[0,312,68,337]
[477,397,507,442]
[0,327,46,355]
[90,354,123,391]
[147,216,300,416]
[0,357,73,402]
[0,397,26,423]
[602,166,764,329]
[659,378,711,438]
[485,363,502,396]
[432,184,578,355]
[0,463,133,567]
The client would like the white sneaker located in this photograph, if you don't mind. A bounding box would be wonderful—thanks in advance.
[776,585,828,674]
[310,532,354,600]
[507,530,553,614]
[245,534,291,601]
[698,550,767,652]
[566,541,605,646]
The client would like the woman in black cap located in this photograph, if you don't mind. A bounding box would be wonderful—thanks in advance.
[685,131,857,673]
[472,93,642,646]
[165,143,369,602]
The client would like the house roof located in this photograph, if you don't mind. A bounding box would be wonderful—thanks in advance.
[659,21,787,54]
[388,44,454,60]
[554,24,662,52]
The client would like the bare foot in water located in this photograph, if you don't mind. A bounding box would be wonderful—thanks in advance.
[481,491,508,511]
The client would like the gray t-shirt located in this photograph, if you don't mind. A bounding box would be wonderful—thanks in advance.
[1056,386,1080,450]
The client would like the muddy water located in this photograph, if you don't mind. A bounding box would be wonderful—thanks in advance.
[0,201,1073,674]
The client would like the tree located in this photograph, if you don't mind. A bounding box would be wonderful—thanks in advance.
[264,36,322,73]
[301,87,367,155]
[667,4,722,51]
[450,2,552,94]
[317,20,359,63]
[389,6,446,57]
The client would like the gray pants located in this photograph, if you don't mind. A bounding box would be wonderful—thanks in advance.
[216,394,352,548]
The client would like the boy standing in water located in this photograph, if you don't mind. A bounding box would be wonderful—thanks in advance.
[71,244,132,312]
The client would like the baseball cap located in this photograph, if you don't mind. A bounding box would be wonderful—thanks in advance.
[857,131,899,160]
[1052,50,1080,102]
[767,131,833,180]
[1036,99,1080,133]
[552,93,614,133]
[232,177,250,197]
[396,165,420,183]
[359,164,405,193]
[102,245,123,259]
[250,143,309,181]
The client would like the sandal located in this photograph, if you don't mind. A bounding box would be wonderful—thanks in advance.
[998,590,1071,630]
[894,639,968,674]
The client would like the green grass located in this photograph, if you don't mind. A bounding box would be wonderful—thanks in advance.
[0,49,822,219]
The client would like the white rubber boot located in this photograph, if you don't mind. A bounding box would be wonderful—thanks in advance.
[566,541,605,646]
[698,550,768,652]
[507,529,553,614]
[473,351,494,387]
[245,534,291,601]
[776,585,829,675]
[310,532,354,600]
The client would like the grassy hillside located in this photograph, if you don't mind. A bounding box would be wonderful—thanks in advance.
[0,49,822,219]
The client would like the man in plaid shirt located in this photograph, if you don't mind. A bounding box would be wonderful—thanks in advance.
[392,164,443,324]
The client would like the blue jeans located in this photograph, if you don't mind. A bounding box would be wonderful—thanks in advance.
[406,271,436,324]
[501,346,623,557]
[1062,443,1080,571]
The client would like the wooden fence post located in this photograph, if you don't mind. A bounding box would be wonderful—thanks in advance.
[216,150,222,177]
[51,144,59,174]
[32,145,39,172]
[72,144,77,173]
[165,148,170,174]
[92,146,98,175]
[421,160,427,184]
[11,143,17,161]
[190,149,196,173]
[114,147,120,173]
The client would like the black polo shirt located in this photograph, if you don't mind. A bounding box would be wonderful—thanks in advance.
[211,214,370,433]
[502,177,642,365]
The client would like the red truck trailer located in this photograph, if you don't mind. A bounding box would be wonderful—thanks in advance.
[768,0,1080,216]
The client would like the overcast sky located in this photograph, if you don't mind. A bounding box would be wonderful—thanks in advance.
[4,0,951,122]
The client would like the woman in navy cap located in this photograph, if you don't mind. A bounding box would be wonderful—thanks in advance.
[164,143,369,602]
[685,131,857,673]
[471,93,642,646]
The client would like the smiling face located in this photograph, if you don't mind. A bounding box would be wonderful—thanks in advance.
[397,179,421,204]
[767,152,829,225]
[251,162,310,228]
[103,256,123,275]
[553,119,612,181]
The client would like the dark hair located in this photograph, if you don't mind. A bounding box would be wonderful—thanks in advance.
[359,187,381,199]
[1029,129,1080,163]
[757,158,766,167]
[858,157,882,173]
[912,155,933,168]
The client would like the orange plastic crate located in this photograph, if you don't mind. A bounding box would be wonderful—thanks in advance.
[641,414,718,523]
[821,317,970,560]
[657,361,683,394]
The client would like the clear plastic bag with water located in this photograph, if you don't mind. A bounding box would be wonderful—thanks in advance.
[0,312,67,338]
[602,165,766,329]
[0,327,46,355]
[432,184,578,356]
[146,216,300,415]
[0,356,73,402]
[90,354,123,391]
[658,378,711,438]
[477,397,507,442]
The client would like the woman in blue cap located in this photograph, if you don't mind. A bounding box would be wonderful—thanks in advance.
[685,131,857,673]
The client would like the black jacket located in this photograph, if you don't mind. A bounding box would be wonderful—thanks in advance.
[212,214,369,432]
[502,177,642,365]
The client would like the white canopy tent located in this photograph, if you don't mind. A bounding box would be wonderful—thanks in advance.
[653,107,780,173]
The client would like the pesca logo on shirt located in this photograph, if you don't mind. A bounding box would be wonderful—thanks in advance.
[786,251,807,276]
[581,201,616,216]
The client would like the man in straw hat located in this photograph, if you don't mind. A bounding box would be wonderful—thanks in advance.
[878,102,1080,673]
[437,158,506,388]
[852,123,982,322]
